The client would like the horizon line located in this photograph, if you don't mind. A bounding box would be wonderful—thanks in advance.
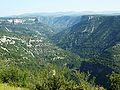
[1,10,120,17]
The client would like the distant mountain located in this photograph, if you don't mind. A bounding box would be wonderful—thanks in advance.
[6,11,120,18]
[37,16,82,33]
[2,15,82,34]
[9,12,91,17]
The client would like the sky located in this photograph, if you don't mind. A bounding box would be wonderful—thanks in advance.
[0,0,120,16]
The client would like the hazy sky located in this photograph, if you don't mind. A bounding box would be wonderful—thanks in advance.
[0,0,120,16]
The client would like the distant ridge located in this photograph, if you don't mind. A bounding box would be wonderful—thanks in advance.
[3,11,120,18]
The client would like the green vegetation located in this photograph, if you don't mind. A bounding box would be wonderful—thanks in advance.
[0,66,28,87]
[52,16,120,89]
[108,73,120,90]
[0,16,120,90]
[0,83,28,90]
[0,64,105,90]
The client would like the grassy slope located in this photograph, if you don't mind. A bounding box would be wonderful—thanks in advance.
[0,84,29,90]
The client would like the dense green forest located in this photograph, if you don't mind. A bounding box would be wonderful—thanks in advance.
[0,63,106,90]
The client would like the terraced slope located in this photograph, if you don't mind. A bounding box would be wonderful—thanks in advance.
[0,23,81,70]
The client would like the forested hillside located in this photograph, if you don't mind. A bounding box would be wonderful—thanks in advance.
[52,15,120,89]
[0,17,104,90]
[0,15,119,90]
[52,15,120,71]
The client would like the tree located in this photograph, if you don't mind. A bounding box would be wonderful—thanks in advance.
[108,72,120,90]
